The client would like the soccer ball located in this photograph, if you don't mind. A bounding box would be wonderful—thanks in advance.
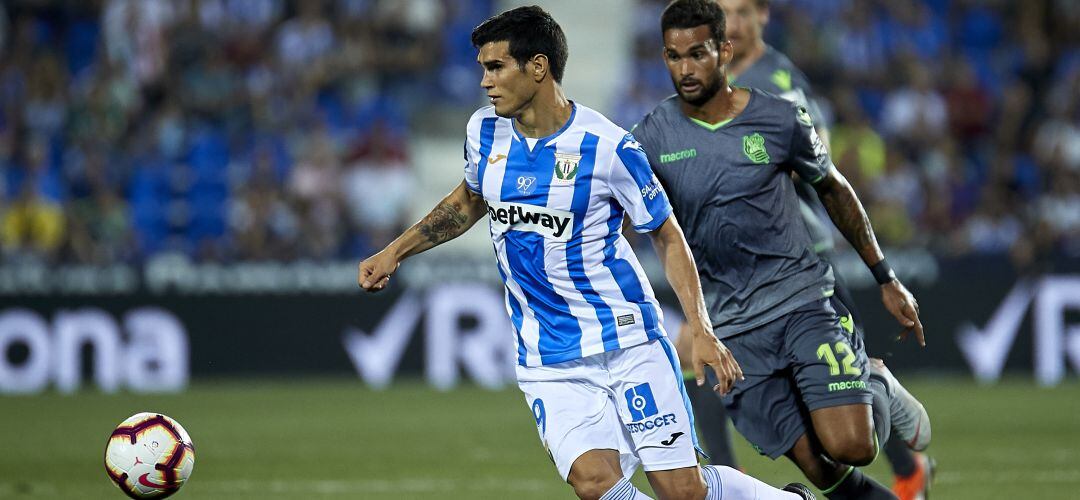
[104,413,196,499]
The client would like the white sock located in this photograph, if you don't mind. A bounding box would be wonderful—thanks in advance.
[599,477,653,500]
[701,465,801,500]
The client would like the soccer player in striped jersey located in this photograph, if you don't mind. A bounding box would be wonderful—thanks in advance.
[632,1,931,499]
[359,6,813,500]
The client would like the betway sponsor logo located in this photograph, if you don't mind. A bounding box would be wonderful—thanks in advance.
[486,200,573,241]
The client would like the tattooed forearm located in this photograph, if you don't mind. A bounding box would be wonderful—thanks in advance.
[817,177,884,266]
[417,201,470,245]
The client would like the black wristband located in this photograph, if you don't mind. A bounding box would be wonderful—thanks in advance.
[870,259,896,285]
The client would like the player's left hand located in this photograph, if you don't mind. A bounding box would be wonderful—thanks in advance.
[358,249,400,293]
[689,323,743,395]
[881,279,925,346]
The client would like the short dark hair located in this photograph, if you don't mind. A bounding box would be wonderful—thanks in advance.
[471,6,569,84]
[661,0,726,45]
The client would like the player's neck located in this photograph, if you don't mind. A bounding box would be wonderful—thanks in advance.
[729,40,767,78]
[514,86,572,139]
[680,83,749,125]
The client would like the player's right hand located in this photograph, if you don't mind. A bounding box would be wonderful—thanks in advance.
[690,326,743,395]
[358,250,400,293]
[881,279,925,346]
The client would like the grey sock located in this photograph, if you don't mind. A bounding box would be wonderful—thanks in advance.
[868,375,892,446]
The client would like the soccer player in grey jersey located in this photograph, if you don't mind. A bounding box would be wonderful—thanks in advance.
[720,1,934,498]
[669,1,935,498]
[632,2,931,499]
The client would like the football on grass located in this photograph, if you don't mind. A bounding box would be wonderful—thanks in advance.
[104,413,195,499]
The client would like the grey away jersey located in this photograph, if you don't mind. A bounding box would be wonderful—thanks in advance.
[732,45,834,253]
[633,89,835,338]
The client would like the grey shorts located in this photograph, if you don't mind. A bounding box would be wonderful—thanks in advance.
[718,297,871,459]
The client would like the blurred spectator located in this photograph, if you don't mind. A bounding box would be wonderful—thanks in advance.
[2,137,65,260]
[342,119,415,252]
[880,60,947,146]
[275,1,334,73]
[287,127,345,259]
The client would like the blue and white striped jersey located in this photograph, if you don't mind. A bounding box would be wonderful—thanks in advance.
[463,103,673,367]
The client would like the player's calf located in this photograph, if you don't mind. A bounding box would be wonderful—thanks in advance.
[645,465,707,500]
[568,450,626,500]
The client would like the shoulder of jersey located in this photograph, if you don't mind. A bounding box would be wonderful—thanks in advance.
[633,95,681,136]
[467,105,499,126]
[573,103,642,148]
[748,87,800,114]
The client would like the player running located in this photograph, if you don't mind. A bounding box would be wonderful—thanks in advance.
[359,6,812,500]
[632,1,931,499]
[670,1,935,498]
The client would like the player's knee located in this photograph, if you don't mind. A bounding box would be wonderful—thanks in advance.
[568,472,620,500]
[826,438,876,466]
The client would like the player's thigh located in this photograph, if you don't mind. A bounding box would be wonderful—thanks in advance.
[517,361,634,481]
[645,465,706,500]
[717,322,809,459]
[606,338,698,472]
[786,298,874,453]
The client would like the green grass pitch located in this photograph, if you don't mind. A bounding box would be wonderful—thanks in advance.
[1,376,1077,499]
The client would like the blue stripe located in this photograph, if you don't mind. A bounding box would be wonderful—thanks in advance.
[564,134,620,352]
[701,465,724,500]
[600,478,634,500]
[493,243,527,366]
[501,139,583,364]
[659,337,702,455]
[603,203,661,337]
[476,117,497,193]
[614,138,673,231]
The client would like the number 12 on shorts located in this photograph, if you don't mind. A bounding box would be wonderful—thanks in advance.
[816,341,861,376]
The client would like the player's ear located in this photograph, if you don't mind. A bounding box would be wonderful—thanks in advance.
[719,40,734,65]
[529,54,549,82]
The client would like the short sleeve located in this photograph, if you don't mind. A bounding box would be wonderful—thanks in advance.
[463,114,486,194]
[609,133,673,232]
[463,138,481,194]
[787,105,834,185]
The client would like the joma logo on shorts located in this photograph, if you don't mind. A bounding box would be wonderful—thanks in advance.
[827,380,867,392]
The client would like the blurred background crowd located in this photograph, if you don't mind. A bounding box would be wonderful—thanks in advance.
[0,0,491,265]
[1,0,1078,270]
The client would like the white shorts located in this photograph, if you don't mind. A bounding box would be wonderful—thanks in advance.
[516,338,699,481]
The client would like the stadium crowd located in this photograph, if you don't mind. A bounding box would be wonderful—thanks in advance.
[0,0,490,265]
[0,0,1078,269]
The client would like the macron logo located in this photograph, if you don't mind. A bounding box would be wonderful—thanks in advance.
[487,200,573,241]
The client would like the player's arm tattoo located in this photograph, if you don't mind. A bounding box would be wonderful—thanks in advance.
[378,181,484,262]
[815,170,885,266]
[417,200,470,245]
